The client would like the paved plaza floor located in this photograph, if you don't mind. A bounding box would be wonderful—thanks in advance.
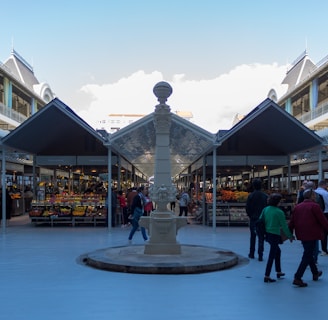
[1,214,327,320]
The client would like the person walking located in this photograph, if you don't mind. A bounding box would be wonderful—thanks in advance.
[170,200,176,212]
[117,190,128,227]
[289,188,328,287]
[126,187,138,224]
[246,178,268,261]
[296,180,308,204]
[143,190,153,216]
[259,193,294,283]
[297,180,320,263]
[314,180,328,256]
[178,188,190,217]
[128,186,149,244]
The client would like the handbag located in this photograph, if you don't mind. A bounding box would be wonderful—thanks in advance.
[280,228,288,243]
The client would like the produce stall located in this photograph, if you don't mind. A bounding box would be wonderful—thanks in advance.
[29,197,107,227]
[204,190,294,226]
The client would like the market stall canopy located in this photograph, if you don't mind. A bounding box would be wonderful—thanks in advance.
[1,98,108,156]
[0,97,323,179]
[215,98,323,156]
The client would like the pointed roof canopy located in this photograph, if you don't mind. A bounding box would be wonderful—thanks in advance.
[1,98,108,156]
[216,98,322,156]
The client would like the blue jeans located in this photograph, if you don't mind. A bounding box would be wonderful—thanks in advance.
[128,208,147,241]
[249,219,264,257]
[265,233,282,277]
[295,240,319,280]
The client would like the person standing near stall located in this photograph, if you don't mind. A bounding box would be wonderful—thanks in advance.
[314,180,328,256]
[246,178,268,261]
[117,190,128,227]
[178,188,190,217]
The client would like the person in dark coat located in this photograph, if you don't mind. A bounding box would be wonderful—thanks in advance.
[246,178,268,261]
[289,188,328,287]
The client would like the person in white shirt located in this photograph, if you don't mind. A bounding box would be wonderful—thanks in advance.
[315,180,328,255]
[179,188,190,217]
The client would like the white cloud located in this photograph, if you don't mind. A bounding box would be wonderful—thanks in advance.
[76,63,288,133]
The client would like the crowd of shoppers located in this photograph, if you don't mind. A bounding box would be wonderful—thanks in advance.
[246,178,328,288]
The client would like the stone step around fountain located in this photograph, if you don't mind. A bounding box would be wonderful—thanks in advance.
[80,244,240,274]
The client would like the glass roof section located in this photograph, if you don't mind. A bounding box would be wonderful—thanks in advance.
[110,112,215,178]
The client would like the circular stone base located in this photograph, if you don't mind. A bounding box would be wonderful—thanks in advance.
[79,244,240,274]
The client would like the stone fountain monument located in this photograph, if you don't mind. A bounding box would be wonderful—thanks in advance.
[81,81,240,274]
[139,81,187,254]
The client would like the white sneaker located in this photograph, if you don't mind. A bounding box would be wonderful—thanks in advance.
[128,239,132,245]
[320,251,328,256]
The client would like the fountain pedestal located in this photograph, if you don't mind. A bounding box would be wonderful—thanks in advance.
[140,212,187,254]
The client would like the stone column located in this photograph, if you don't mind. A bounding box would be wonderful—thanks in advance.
[140,82,187,254]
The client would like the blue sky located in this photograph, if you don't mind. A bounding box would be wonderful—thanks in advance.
[1,0,328,132]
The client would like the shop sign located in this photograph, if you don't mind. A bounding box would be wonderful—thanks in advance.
[6,162,24,172]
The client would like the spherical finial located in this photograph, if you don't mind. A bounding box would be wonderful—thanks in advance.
[153,81,172,104]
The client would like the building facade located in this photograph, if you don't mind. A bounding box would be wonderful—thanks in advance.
[265,51,328,190]
[0,49,56,191]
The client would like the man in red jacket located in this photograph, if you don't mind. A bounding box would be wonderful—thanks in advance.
[289,188,328,287]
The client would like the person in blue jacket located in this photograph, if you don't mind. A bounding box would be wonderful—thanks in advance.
[128,186,149,244]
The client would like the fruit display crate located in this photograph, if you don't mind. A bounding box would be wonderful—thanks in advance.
[30,203,107,227]
[206,203,249,226]
[30,215,107,227]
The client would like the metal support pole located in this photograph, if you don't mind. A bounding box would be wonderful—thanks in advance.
[212,146,217,232]
[2,148,6,233]
[202,156,206,226]
[106,145,112,231]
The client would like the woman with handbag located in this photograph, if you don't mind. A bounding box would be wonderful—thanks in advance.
[259,193,294,283]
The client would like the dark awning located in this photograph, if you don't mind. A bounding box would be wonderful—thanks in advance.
[216,98,322,156]
[1,98,108,156]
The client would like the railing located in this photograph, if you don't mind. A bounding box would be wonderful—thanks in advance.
[296,100,328,125]
[0,101,27,124]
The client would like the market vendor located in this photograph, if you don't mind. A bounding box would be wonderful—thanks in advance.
[24,186,33,212]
